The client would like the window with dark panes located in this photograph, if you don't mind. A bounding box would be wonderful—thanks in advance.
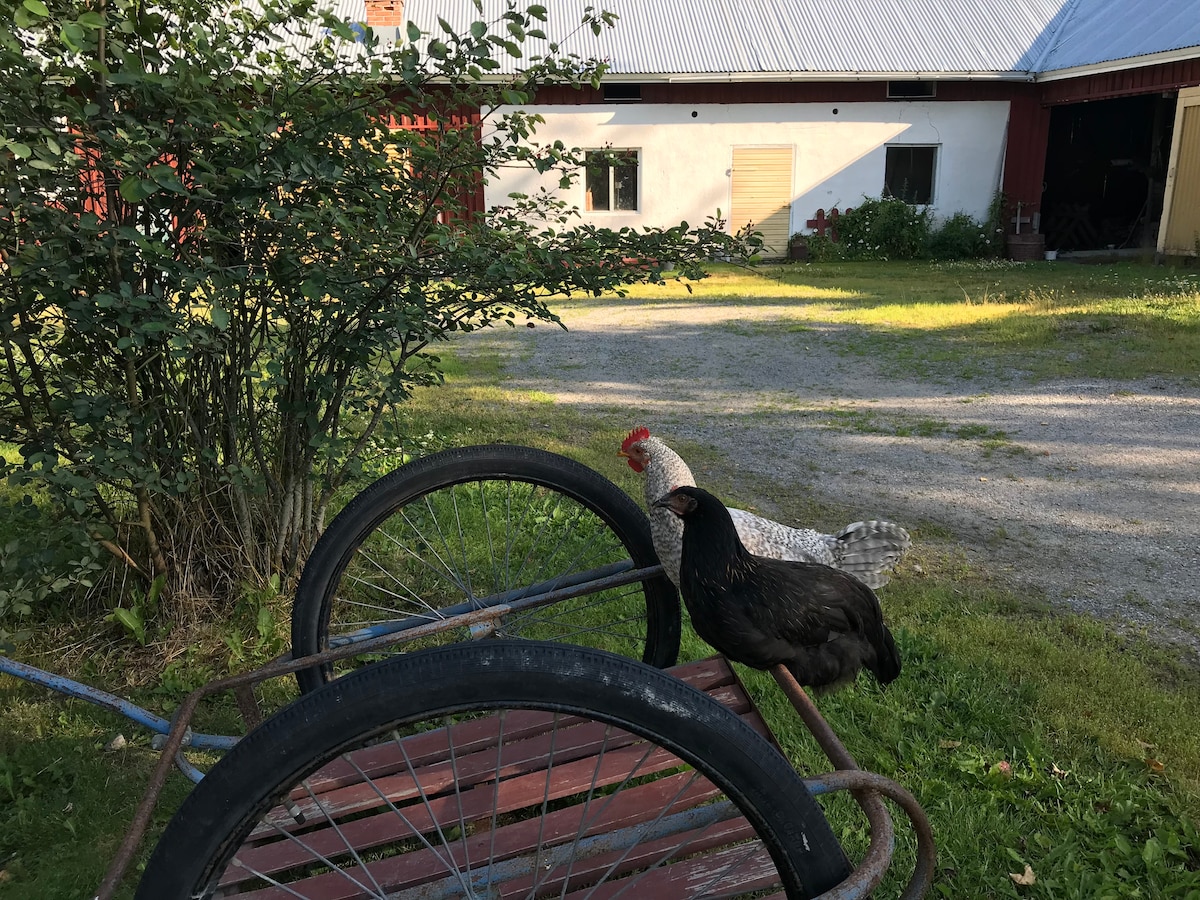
[585,149,639,211]
[884,146,937,205]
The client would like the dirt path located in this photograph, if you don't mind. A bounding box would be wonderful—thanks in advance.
[461,298,1200,657]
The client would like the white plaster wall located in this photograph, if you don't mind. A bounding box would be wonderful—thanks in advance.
[484,101,1010,235]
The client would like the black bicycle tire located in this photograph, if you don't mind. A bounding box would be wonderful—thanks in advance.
[292,444,680,693]
[137,641,851,899]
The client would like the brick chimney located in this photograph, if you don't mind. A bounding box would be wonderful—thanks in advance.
[365,0,405,29]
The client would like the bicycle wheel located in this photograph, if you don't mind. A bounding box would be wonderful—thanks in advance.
[138,641,852,899]
[292,445,680,692]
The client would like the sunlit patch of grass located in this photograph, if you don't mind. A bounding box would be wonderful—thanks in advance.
[549,261,1200,384]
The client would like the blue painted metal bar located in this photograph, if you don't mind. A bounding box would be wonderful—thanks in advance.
[0,655,237,751]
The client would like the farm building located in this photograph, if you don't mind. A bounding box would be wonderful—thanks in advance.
[350,0,1200,257]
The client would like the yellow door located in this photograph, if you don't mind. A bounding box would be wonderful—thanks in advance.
[731,147,794,258]
[1160,88,1200,256]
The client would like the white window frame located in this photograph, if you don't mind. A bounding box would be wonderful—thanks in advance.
[883,144,939,206]
[583,148,640,213]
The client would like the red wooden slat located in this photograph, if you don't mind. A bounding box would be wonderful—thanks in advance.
[557,834,779,900]
[231,734,715,889]
[252,718,648,840]
[299,709,583,795]
[230,772,719,894]
[298,656,737,796]
[221,658,782,898]
[234,792,758,897]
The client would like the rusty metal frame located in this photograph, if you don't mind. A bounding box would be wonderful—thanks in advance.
[772,666,937,900]
[78,562,933,900]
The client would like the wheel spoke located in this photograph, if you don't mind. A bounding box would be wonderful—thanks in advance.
[292,446,680,695]
[143,644,851,899]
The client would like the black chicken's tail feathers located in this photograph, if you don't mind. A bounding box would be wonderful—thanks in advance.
[869,624,902,686]
[832,520,913,589]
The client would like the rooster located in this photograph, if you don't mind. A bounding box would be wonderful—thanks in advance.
[619,427,911,590]
[654,485,901,691]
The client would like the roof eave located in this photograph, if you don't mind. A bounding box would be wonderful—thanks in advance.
[623,70,1037,84]
[1036,44,1200,82]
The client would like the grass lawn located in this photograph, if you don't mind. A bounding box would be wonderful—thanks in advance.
[1,259,1199,898]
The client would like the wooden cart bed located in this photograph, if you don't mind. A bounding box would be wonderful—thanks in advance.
[217,656,794,899]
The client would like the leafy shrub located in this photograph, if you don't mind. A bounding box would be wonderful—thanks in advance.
[804,233,848,262]
[0,0,748,622]
[838,197,931,260]
[929,212,993,259]
[0,498,102,644]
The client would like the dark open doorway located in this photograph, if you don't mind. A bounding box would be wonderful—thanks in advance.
[1041,94,1175,252]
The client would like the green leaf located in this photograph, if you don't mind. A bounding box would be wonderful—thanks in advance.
[60,22,86,50]
[1142,837,1163,866]
[118,175,157,202]
[209,303,230,331]
[527,4,548,20]
[22,0,49,17]
[406,21,421,42]
[8,142,32,159]
[470,20,487,39]
[109,607,145,643]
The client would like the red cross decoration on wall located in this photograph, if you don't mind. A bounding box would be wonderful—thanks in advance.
[806,207,853,241]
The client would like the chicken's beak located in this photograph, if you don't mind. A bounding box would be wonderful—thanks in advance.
[651,494,672,510]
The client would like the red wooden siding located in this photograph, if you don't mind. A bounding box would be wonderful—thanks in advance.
[1001,90,1053,233]
[1040,58,1200,105]
[389,108,486,220]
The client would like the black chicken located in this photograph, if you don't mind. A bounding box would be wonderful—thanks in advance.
[653,486,901,691]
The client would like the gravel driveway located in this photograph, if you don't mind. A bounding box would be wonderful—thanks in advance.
[461,297,1200,658]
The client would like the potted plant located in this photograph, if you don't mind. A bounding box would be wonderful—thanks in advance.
[788,233,810,261]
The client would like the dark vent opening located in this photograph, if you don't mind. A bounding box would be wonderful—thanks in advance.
[887,80,936,99]
[603,83,643,102]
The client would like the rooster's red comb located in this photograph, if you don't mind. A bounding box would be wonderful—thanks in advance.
[621,427,651,452]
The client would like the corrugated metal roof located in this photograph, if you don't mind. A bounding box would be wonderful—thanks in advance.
[1035,0,1200,73]
[236,0,370,59]
[298,0,1200,78]
[282,0,367,56]
[402,0,1069,77]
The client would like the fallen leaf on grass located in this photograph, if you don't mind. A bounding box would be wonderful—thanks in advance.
[1009,864,1036,886]
[1145,757,1165,774]
[1050,763,1068,778]
[938,739,962,750]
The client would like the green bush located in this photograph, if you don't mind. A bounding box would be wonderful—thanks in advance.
[929,212,993,259]
[803,233,848,262]
[838,197,931,260]
[0,0,748,623]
